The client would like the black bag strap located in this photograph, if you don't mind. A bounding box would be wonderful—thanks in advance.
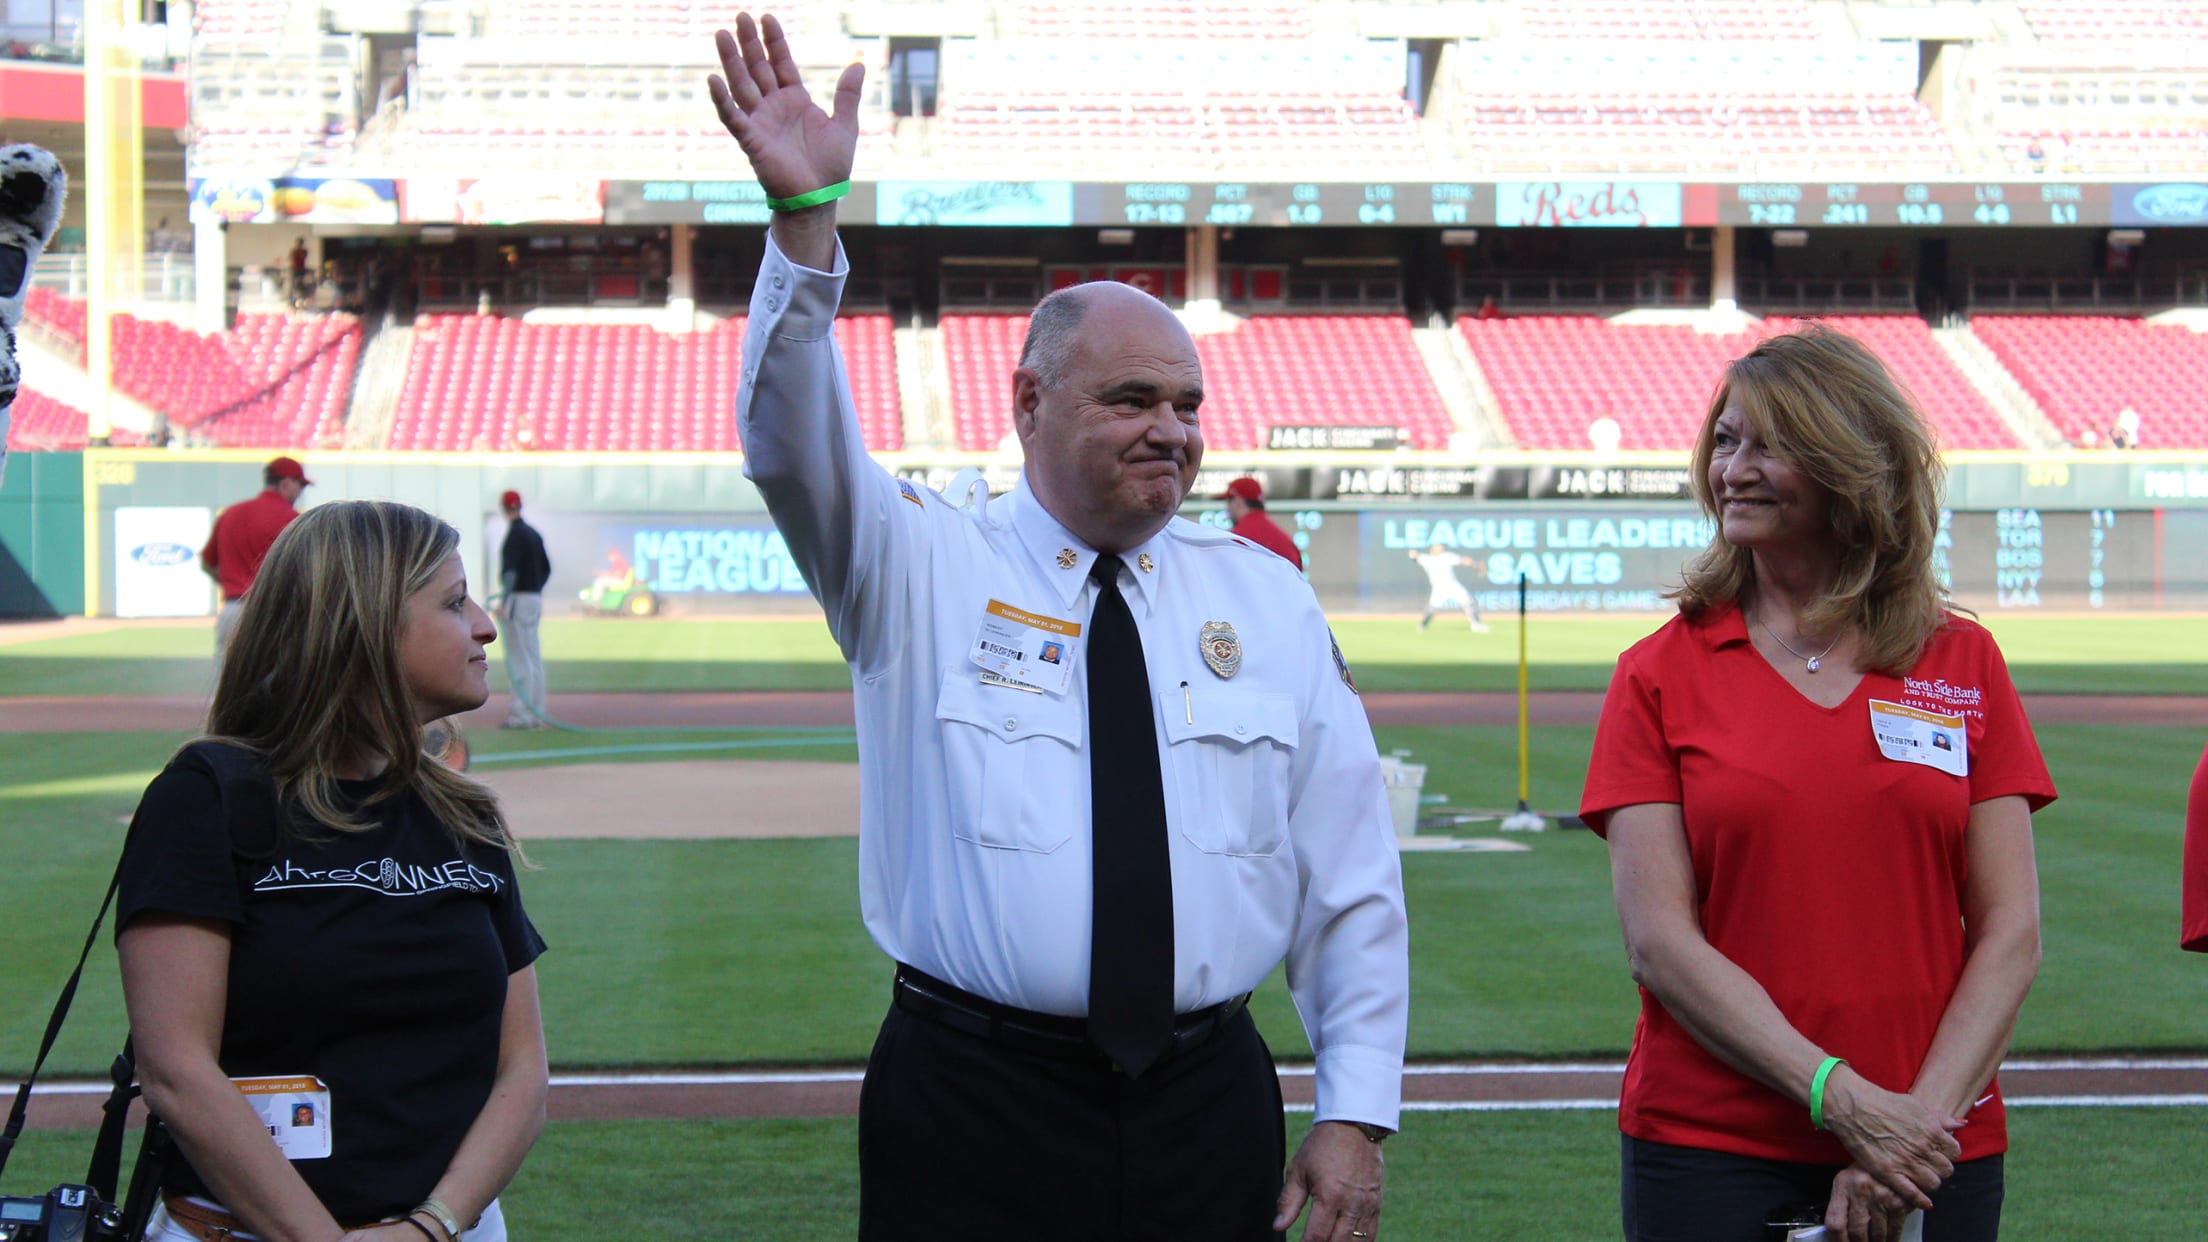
[0,741,282,1202]
[0,857,125,1184]
[86,1037,140,1201]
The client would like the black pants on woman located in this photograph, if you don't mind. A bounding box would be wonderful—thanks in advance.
[858,1001,1287,1242]
[1622,1134,2005,1242]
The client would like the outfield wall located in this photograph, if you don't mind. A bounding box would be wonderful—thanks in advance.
[0,452,84,619]
[20,449,2208,620]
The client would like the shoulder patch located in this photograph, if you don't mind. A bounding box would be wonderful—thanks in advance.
[896,478,925,508]
[1329,628,1357,695]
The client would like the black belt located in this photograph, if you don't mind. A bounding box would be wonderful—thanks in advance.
[892,965,1249,1071]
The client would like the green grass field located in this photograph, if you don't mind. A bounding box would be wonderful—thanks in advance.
[3,1108,2197,1239]
[4,611,2206,696]
[2,722,2198,1074]
[2,614,2202,1236]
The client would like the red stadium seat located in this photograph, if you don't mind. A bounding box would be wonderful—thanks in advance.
[1973,316,2208,449]
[1460,315,2019,451]
[942,313,1452,452]
[3,388,149,451]
[388,314,901,452]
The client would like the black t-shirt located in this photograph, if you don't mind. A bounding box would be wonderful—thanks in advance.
[116,744,546,1224]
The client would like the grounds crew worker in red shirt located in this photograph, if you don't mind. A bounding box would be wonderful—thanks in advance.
[202,456,309,659]
[1581,326,2053,1242]
[1221,475,1303,570]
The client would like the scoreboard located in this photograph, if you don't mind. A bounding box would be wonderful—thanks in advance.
[1103,181,1455,227]
[603,178,2208,229]
[1718,182,2106,228]
[1939,508,2156,610]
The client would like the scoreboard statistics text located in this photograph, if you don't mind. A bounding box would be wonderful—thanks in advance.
[1720,183,2107,228]
[604,179,2208,228]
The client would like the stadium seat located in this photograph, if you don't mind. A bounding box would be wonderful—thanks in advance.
[1,389,148,451]
[389,314,901,452]
[1972,316,2208,449]
[942,313,1451,452]
[1515,0,1820,41]
[1460,315,2018,451]
[935,44,1428,175]
[2017,0,2208,44]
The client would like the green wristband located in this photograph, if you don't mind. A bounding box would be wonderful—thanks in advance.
[765,180,852,212]
[1809,1055,1845,1130]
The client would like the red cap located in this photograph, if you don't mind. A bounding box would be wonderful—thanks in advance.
[267,456,312,485]
[1218,476,1264,502]
[500,490,523,510]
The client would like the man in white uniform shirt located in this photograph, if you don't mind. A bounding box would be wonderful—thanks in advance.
[713,17,1409,1242]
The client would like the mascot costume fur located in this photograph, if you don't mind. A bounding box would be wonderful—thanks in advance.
[0,144,68,487]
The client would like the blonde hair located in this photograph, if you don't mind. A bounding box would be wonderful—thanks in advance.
[1673,323,1950,674]
[200,500,517,853]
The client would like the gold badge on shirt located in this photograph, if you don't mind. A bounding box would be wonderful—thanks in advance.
[1200,621,1241,679]
[1137,553,1154,573]
[1057,548,1078,569]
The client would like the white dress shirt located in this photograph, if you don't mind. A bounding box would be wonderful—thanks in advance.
[736,234,1409,1128]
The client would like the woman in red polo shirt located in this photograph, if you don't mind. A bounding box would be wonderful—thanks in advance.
[1583,326,2055,1242]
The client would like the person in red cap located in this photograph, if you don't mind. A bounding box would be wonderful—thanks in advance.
[1219,476,1302,570]
[202,456,310,659]
[497,490,552,728]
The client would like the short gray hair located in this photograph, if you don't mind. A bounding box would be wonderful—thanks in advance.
[1018,286,1091,389]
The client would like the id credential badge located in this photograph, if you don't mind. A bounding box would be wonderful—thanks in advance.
[1867,699,1968,777]
[970,599,1082,695]
[233,1075,332,1160]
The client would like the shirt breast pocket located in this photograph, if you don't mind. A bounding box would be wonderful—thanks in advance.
[1163,686,1299,858]
[935,672,1083,853]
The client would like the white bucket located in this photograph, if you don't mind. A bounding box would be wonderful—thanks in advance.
[1379,758,1427,837]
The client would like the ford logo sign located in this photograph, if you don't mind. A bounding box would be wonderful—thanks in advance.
[130,542,195,567]
[2130,184,2208,223]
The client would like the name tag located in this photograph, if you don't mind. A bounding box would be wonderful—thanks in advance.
[970,599,1082,695]
[233,1075,332,1160]
[1867,699,1968,778]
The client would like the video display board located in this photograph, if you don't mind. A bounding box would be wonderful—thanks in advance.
[599,179,2208,229]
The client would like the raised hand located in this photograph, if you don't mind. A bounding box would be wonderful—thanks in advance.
[707,13,863,204]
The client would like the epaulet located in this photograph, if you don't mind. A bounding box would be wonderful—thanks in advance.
[897,470,998,524]
[1167,520,1252,551]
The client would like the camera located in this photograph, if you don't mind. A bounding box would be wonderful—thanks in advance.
[0,1185,123,1241]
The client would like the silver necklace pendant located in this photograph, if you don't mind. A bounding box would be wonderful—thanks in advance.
[1754,607,1839,675]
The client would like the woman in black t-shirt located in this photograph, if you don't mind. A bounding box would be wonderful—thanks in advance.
[118,500,548,1242]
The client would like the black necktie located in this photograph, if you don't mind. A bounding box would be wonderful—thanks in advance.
[1085,553,1175,1077]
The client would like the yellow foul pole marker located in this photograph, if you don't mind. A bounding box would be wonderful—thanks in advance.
[1501,574,1545,832]
[1517,574,1529,806]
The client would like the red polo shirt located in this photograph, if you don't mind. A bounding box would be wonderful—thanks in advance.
[1582,604,2055,1165]
[201,489,299,601]
[1230,511,1303,570]
[2183,743,2208,951]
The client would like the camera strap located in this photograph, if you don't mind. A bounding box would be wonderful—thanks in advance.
[0,856,125,1186]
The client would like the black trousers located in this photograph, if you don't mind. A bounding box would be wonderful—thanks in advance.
[858,1001,1287,1242]
[1621,1134,2006,1242]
